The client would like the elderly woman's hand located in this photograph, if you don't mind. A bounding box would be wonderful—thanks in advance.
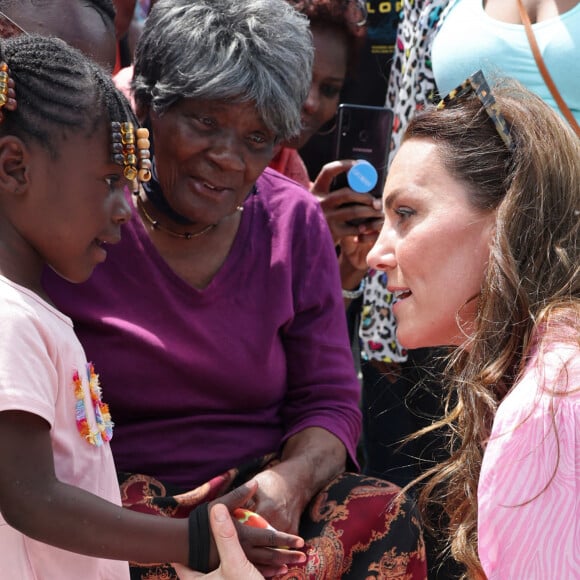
[311,160,383,245]
[249,467,307,535]
[250,428,347,535]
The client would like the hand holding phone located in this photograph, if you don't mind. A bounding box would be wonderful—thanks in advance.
[311,160,383,244]
[332,103,394,199]
[330,103,393,226]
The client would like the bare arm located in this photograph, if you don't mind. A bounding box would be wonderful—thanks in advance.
[174,504,270,579]
[0,411,305,570]
[0,411,189,563]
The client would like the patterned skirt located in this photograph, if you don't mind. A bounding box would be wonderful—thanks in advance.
[118,457,427,579]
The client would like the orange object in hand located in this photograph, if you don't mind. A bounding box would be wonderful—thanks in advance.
[233,508,293,550]
[233,508,274,530]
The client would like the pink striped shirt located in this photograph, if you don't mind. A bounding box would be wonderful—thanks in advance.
[478,331,580,578]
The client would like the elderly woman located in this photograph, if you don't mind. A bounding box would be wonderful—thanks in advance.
[44,0,426,578]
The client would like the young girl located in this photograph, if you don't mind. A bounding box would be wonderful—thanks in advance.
[367,73,579,578]
[0,35,304,580]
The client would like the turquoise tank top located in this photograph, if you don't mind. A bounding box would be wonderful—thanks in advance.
[432,0,580,123]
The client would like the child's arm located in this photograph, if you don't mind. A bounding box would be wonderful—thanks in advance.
[0,410,305,573]
[174,504,278,579]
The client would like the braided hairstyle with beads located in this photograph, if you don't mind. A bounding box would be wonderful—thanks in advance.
[0,34,133,156]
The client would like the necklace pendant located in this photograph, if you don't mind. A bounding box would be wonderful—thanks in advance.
[137,194,218,240]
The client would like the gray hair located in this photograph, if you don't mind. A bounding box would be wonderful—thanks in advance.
[132,0,313,140]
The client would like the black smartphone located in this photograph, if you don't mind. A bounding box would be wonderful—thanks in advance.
[332,103,394,199]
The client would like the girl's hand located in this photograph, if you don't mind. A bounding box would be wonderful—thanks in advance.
[207,482,306,574]
[173,504,270,578]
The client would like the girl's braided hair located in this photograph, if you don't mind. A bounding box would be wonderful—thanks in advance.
[0,34,133,157]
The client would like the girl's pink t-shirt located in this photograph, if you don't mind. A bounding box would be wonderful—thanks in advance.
[0,276,129,580]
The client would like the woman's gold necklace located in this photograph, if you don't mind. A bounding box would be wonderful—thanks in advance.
[136,194,242,240]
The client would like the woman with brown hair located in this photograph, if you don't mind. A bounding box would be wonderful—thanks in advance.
[368,73,579,578]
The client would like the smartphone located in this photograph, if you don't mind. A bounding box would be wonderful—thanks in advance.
[332,103,394,199]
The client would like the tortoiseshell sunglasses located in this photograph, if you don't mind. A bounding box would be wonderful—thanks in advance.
[437,69,515,152]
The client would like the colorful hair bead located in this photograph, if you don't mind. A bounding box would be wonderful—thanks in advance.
[110,121,151,189]
[136,127,152,183]
[0,62,17,123]
[0,65,8,107]
[120,122,138,182]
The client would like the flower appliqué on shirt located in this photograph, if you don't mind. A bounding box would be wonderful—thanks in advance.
[73,362,113,446]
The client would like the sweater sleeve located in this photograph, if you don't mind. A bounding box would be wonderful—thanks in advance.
[279,196,362,468]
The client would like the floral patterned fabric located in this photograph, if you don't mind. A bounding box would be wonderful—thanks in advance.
[359,0,454,363]
[119,463,427,580]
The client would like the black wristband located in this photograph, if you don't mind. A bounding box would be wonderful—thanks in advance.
[187,502,210,572]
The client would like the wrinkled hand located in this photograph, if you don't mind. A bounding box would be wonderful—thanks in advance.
[207,481,305,574]
[173,504,268,579]
[248,464,310,536]
[311,160,383,244]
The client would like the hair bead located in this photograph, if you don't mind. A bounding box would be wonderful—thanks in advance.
[110,121,151,189]
[123,165,138,181]
[138,168,152,182]
[0,61,17,123]
[136,127,152,183]
[137,137,150,150]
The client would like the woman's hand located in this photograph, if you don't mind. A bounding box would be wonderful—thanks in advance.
[206,481,306,573]
[250,428,347,535]
[338,231,380,301]
[340,233,379,275]
[311,160,383,245]
[249,467,306,535]
[173,504,270,579]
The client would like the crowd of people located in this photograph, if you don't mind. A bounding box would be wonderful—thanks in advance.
[0,0,578,579]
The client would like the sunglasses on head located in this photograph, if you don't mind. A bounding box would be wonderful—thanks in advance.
[437,69,515,152]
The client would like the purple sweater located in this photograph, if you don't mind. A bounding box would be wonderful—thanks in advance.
[44,169,361,488]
